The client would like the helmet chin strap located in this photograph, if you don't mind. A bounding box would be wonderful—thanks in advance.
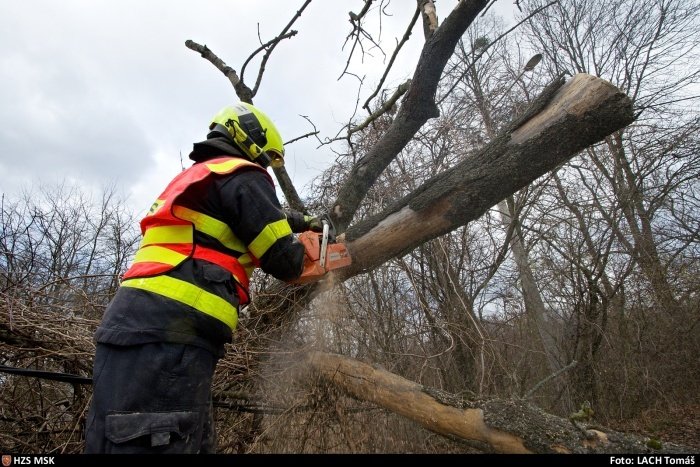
[251,151,273,168]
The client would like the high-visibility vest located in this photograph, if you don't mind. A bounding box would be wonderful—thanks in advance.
[121,156,291,330]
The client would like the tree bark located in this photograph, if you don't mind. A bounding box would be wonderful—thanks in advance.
[337,73,635,279]
[304,351,693,453]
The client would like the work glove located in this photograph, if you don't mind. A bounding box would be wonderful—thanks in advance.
[285,210,326,233]
[306,215,324,232]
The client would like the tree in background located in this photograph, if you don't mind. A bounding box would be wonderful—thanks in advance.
[0,184,138,452]
[520,0,700,413]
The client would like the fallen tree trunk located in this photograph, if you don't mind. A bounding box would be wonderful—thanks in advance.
[339,73,635,277]
[304,351,694,454]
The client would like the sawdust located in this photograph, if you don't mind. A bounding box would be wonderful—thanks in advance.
[244,273,353,452]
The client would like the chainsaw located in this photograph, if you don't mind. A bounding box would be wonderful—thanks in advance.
[290,217,352,285]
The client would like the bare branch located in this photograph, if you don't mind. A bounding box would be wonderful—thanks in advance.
[242,0,313,98]
[185,39,254,103]
[239,30,298,88]
[363,7,421,113]
[339,1,386,81]
[349,80,411,136]
[285,131,320,146]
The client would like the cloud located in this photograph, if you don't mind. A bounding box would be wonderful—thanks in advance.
[0,2,163,199]
[0,1,518,212]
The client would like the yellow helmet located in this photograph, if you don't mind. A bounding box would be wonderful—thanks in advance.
[209,102,285,168]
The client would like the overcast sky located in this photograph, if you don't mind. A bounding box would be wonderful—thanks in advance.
[0,1,516,215]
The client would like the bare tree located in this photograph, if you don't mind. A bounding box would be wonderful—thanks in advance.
[0,183,138,453]
[446,16,569,405]
[522,0,700,314]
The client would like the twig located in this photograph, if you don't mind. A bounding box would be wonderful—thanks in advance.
[285,131,320,146]
[246,0,312,98]
[363,7,420,112]
[340,1,385,80]
[523,360,577,400]
[349,80,411,136]
[240,31,298,88]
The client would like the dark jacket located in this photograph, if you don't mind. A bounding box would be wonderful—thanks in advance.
[94,138,305,356]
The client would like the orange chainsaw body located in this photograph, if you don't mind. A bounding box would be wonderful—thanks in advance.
[291,230,352,285]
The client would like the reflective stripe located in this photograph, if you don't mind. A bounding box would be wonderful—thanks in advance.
[205,158,253,174]
[132,245,188,266]
[173,205,246,253]
[122,276,238,329]
[248,219,292,259]
[238,253,255,278]
[141,225,192,246]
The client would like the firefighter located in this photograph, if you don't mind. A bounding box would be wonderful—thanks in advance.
[84,102,323,453]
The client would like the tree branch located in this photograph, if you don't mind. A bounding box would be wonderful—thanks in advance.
[339,74,635,275]
[349,80,411,136]
[240,30,298,92]
[242,0,312,98]
[332,0,491,233]
[185,39,254,103]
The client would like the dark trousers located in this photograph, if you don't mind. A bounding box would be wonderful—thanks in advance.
[84,342,218,453]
